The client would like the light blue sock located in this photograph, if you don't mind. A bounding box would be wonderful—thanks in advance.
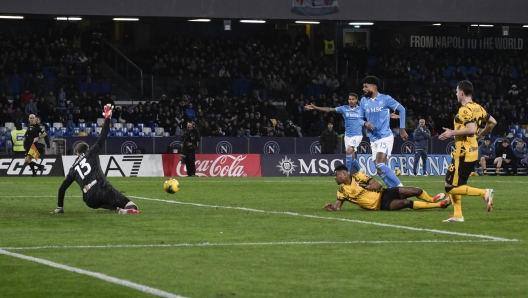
[351,159,361,171]
[376,163,402,187]
[346,155,352,172]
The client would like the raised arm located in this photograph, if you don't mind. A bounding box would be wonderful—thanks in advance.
[95,104,113,148]
[305,103,337,113]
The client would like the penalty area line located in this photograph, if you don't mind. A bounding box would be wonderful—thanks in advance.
[0,249,186,298]
[129,196,518,242]
[0,239,515,251]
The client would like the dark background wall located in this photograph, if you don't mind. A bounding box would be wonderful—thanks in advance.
[2,0,528,24]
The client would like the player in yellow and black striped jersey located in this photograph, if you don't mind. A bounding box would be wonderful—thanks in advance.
[323,165,451,211]
[438,80,497,222]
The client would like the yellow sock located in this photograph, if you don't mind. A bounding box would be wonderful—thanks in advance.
[417,190,434,202]
[448,186,486,197]
[451,194,463,218]
[412,201,441,209]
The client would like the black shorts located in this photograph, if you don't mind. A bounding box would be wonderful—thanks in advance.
[380,187,401,211]
[445,157,475,187]
[83,187,130,209]
[24,143,45,156]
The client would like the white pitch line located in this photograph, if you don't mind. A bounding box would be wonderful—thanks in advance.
[129,196,518,242]
[0,239,514,251]
[0,249,186,298]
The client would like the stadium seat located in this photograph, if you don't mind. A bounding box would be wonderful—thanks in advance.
[78,123,86,131]
[89,82,100,94]
[137,123,145,130]
[60,127,67,134]
[114,123,123,130]
[90,132,99,137]
[96,118,105,127]
[53,122,63,129]
[127,132,134,137]
[73,128,80,135]
[95,127,103,134]
[138,132,146,137]
[4,122,15,130]
[142,127,152,134]
[132,127,140,136]
[101,81,111,94]
[155,127,165,136]
[149,132,156,137]
[114,131,123,137]
[120,127,128,134]
[84,127,92,135]
[125,123,134,130]
[150,123,158,131]
[163,132,171,137]
[109,127,116,136]
[90,122,97,130]
[0,127,6,134]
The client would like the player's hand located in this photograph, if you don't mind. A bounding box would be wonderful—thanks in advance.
[305,103,315,110]
[400,129,408,141]
[102,104,114,119]
[323,203,335,211]
[365,121,374,130]
[438,128,453,140]
[54,207,64,213]
[390,113,400,119]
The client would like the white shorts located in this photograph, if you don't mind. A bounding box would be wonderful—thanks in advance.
[344,136,363,150]
[370,135,394,159]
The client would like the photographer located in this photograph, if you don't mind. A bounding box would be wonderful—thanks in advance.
[181,121,200,177]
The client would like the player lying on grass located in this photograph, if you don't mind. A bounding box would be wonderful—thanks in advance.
[54,104,139,215]
[323,165,450,211]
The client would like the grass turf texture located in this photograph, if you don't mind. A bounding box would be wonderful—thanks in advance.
[1,176,527,297]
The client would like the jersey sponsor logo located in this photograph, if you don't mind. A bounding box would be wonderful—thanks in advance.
[215,141,233,154]
[365,107,384,113]
[0,157,58,176]
[345,112,361,117]
[121,141,138,154]
[263,141,280,154]
[83,180,97,193]
[400,141,415,155]
[309,141,321,154]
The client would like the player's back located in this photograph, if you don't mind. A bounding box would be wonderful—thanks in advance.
[68,145,111,198]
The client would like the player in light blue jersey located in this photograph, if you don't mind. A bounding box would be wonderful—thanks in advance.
[360,76,408,187]
[305,93,365,172]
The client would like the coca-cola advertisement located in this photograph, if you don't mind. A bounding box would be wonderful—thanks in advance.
[162,154,262,177]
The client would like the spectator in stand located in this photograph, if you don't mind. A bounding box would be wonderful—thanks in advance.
[319,122,339,154]
[184,103,196,121]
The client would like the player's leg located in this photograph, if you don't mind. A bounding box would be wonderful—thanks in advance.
[106,188,139,214]
[380,187,449,210]
[412,151,420,176]
[494,157,502,175]
[372,136,402,187]
[396,186,449,209]
[344,136,362,172]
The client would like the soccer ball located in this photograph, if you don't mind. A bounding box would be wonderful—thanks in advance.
[164,179,180,194]
[394,168,401,176]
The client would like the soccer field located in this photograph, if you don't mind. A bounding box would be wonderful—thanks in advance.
[1,175,527,297]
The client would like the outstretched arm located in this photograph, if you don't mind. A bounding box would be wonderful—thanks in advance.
[55,175,75,212]
[305,103,337,113]
[95,104,113,148]
[324,200,344,211]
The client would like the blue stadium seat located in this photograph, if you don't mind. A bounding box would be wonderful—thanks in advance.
[132,127,140,136]
[127,132,134,137]
[120,127,128,134]
[149,132,156,137]
[137,123,145,130]
[101,81,111,94]
[150,123,158,131]
[115,131,123,137]
[138,132,146,137]
[89,82,100,94]
[73,128,80,135]
[78,123,86,131]
[90,122,97,130]
[109,127,116,136]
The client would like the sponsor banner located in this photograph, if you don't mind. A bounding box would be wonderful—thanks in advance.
[62,155,164,177]
[106,138,154,155]
[432,138,456,155]
[356,154,452,176]
[201,137,248,154]
[261,154,345,177]
[155,136,181,154]
[161,154,262,177]
[248,137,295,154]
[296,137,323,154]
[0,155,64,176]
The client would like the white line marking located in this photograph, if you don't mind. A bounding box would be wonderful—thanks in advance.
[129,196,518,242]
[0,239,515,251]
[0,249,186,298]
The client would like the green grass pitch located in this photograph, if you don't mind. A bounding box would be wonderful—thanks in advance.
[1,175,527,297]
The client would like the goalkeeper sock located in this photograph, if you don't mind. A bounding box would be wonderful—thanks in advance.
[376,163,402,187]
[351,158,361,171]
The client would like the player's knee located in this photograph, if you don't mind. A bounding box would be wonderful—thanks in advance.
[445,186,454,193]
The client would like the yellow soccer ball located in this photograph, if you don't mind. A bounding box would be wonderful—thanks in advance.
[164,179,180,194]
[394,168,401,176]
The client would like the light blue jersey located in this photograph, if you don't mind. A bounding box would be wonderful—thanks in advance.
[335,105,365,137]
[360,93,405,142]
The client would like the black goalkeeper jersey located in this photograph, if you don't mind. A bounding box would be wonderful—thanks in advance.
[67,143,112,199]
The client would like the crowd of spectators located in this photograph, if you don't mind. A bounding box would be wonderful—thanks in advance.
[2,24,528,139]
